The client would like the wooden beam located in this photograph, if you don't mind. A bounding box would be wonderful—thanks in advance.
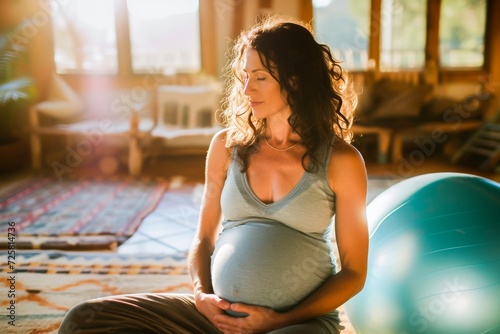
[115,0,132,78]
[485,0,500,91]
[231,0,245,39]
[300,0,313,24]
[199,0,217,76]
[257,0,273,20]
[368,0,381,71]
[29,0,55,101]
[425,0,440,65]
[259,0,273,9]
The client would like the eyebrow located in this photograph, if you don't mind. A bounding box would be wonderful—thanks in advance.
[243,69,267,73]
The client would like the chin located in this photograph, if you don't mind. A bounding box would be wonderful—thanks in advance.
[251,109,265,120]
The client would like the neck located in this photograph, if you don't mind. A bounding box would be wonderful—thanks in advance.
[264,116,298,144]
[263,128,301,151]
[264,136,301,151]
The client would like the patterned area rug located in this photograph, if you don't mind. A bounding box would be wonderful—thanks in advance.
[0,251,191,334]
[0,175,169,250]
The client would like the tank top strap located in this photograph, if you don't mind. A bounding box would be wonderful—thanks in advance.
[229,146,241,172]
[313,136,335,181]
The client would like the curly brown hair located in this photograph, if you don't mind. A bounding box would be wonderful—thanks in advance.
[220,16,357,172]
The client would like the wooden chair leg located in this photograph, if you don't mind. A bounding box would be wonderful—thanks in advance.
[129,137,142,176]
[377,130,392,164]
[29,107,42,169]
[391,132,404,163]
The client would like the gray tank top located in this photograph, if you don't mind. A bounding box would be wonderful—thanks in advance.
[220,140,336,238]
[212,141,340,315]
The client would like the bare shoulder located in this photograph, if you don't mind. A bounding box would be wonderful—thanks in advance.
[328,138,367,192]
[210,128,229,148]
[208,128,231,157]
[329,138,365,169]
[206,128,232,181]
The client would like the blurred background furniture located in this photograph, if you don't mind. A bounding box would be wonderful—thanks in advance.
[351,61,427,164]
[389,82,496,163]
[29,74,155,176]
[151,84,223,159]
[352,59,497,164]
[451,111,500,171]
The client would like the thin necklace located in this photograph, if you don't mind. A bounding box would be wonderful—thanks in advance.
[263,137,301,151]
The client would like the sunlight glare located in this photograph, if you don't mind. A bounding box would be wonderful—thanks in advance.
[313,0,333,8]
[127,0,199,20]
[375,232,419,280]
[75,0,114,29]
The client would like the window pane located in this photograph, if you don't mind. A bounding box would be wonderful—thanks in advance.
[127,0,201,74]
[380,0,427,70]
[439,0,486,68]
[313,0,371,70]
[51,0,117,74]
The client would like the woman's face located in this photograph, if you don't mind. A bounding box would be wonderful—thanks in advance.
[242,48,290,120]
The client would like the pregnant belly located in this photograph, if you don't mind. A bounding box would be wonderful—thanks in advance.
[211,221,334,315]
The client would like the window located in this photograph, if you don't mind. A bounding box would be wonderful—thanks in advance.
[51,0,201,75]
[51,0,118,74]
[439,0,486,68]
[380,0,427,70]
[127,0,201,74]
[313,0,371,70]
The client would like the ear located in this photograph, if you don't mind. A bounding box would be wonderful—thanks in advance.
[289,75,298,90]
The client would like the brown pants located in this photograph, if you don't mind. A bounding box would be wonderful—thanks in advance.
[58,293,343,334]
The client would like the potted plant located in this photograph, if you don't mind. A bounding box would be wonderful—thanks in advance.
[0,19,37,172]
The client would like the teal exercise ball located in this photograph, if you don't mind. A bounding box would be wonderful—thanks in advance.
[344,173,500,334]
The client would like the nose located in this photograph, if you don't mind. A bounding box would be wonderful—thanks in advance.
[243,78,254,97]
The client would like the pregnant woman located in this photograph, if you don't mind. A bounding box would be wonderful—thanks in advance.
[59,16,368,334]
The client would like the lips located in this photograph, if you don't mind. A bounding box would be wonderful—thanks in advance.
[250,101,263,108]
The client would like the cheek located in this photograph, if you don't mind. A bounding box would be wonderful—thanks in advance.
[278,90,289,107]
[268,84,284,103]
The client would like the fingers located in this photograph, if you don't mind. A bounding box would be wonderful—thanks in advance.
[229,302,252,314]
[213,313,241,331]
[230,303,272,323]
[212,295,231,310]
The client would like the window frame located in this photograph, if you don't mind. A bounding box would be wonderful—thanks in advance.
[379,0,428,71]
[52,0,494,81]
[312,0,372,71]
[335,0,492,79]
[438,0,488,70]
[52,0,215,80]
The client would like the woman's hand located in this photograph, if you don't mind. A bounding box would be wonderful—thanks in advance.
[213,303,288,334]
[194,292,231,327]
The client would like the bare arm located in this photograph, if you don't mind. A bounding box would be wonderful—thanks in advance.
[281,141,369,323]
[187,130,232,319]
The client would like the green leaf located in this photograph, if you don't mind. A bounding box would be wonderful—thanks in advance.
[0,77,36,106]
